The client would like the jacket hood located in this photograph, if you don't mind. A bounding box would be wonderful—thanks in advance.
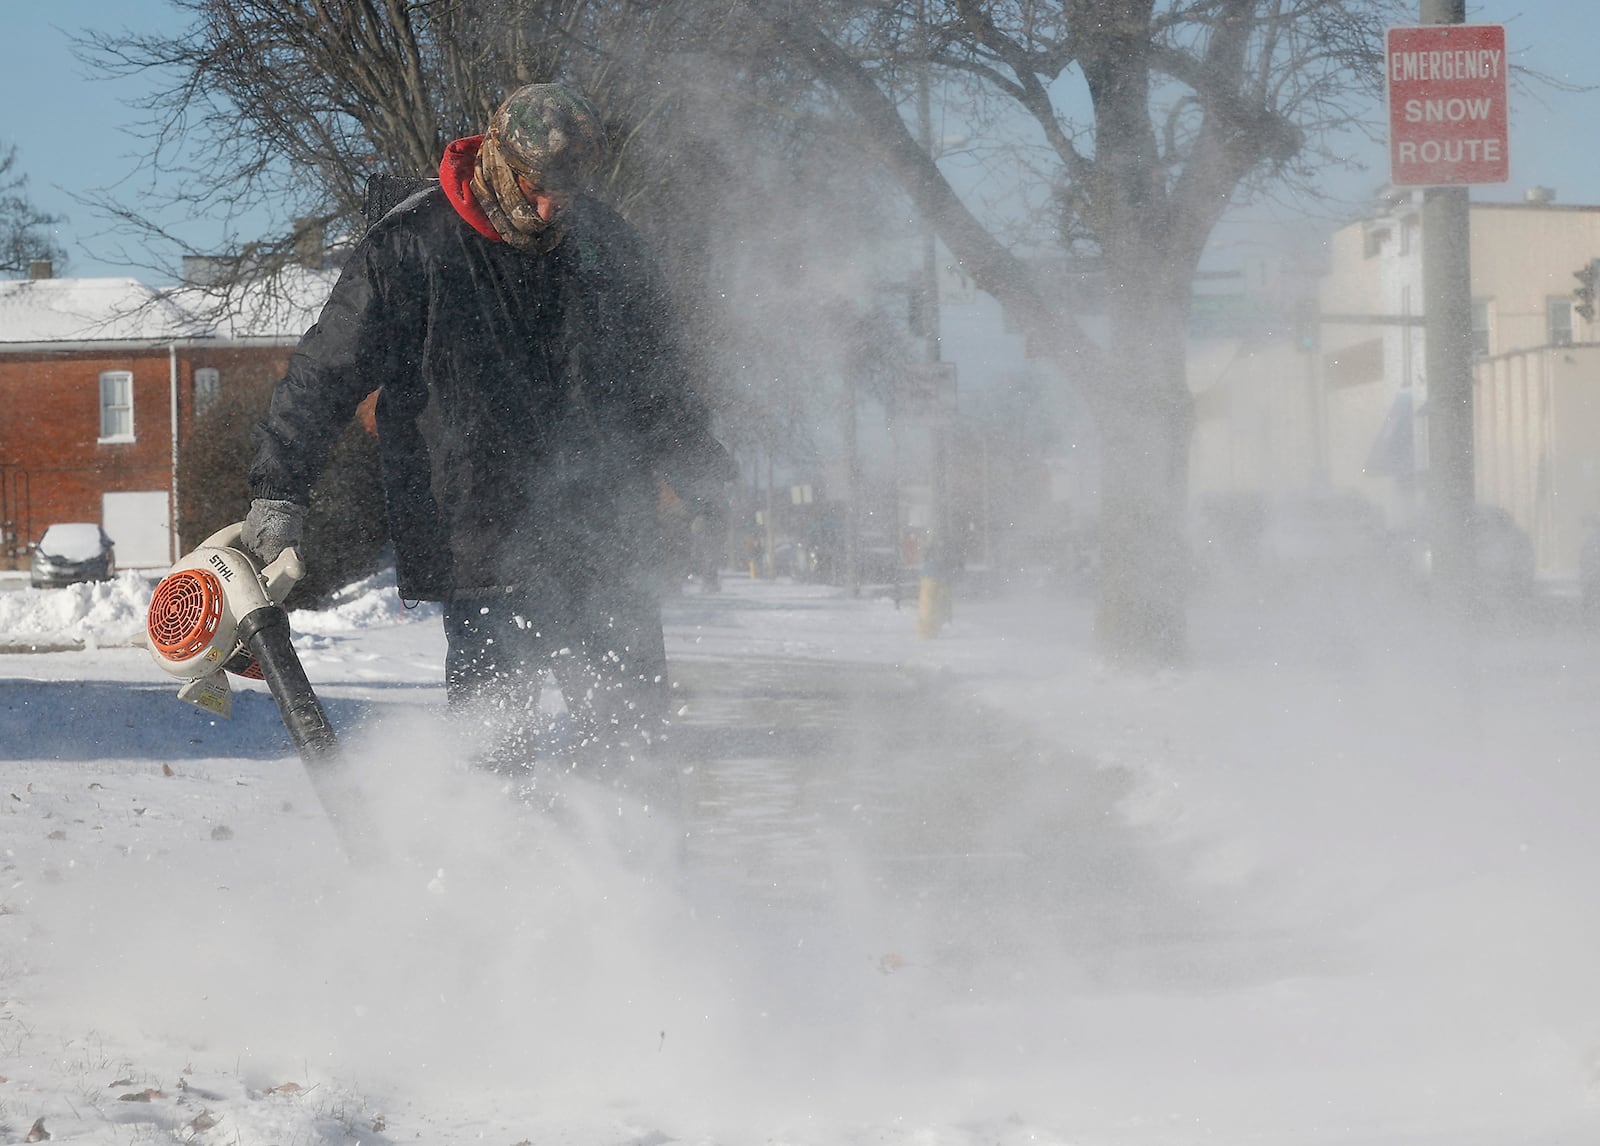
[440,136,501,241]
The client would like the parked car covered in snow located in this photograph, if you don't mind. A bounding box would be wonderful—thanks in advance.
[29,523,116,589]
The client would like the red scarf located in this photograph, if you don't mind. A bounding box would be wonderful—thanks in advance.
[439,136,501,241]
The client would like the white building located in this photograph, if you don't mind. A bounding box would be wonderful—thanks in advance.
[1188,190,1600,582]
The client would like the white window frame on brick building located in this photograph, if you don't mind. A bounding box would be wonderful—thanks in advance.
[193,367,220,417]
[98,370,135,442]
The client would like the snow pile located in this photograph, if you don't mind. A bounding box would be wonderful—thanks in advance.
[0,570,152,647]
[0,562,436,650]
[286,565,441,634]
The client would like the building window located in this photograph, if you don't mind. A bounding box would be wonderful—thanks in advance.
[193,367,220,417]
[98,370,134,442]
[1548,297,1574,347]
[1471,298,1492,357]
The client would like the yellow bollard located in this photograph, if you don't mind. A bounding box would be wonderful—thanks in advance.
[917,576,948,639]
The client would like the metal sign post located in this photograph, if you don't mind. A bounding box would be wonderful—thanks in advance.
[1388,3,1508,603]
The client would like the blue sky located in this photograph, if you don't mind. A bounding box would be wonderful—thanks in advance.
[4,1,200,277]
[3,1,1596,281]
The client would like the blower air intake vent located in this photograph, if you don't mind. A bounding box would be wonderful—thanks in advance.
[231,656,266,680]
[148,568,225,659]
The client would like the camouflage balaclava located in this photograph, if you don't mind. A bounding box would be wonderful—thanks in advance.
[471,82,607,252]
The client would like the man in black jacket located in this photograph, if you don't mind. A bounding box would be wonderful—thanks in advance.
[244,82,732,754]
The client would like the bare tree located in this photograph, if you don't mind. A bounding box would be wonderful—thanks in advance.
[75,2,720,272]
[0,144,68,276]
[731,0,1405,665]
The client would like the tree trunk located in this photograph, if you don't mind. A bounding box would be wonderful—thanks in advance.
[1091,287,1195,668]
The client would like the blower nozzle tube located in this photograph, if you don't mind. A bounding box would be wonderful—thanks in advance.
[234,604,338,763]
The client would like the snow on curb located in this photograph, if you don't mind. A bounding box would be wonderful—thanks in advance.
[0,570,153,649]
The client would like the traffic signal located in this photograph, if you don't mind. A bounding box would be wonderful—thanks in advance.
[1574,259,1599,322]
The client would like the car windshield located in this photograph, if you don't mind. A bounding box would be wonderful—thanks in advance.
[38,524,107,561]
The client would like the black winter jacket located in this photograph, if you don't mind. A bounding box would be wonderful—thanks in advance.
[249,186,731,601]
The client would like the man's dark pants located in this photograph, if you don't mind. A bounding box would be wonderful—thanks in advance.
[442,583,669,754]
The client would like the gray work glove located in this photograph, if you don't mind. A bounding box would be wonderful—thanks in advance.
[242,498,308,566]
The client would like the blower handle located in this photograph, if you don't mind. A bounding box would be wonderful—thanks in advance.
[204,521,306,605]
[234,604,338,763]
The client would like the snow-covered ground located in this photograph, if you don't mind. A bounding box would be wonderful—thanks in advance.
[0,563,1598,1145]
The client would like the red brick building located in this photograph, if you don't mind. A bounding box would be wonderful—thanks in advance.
[0,267,333,570]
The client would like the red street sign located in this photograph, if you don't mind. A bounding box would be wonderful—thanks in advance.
[1387,24,1509,187]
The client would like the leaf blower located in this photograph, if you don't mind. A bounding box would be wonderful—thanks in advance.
[145,522,337,763]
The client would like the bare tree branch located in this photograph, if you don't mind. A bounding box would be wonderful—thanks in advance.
[0,143,69,275]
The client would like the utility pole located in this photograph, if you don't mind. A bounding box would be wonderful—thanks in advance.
[915,0,952,635]
[1419,0,1475,603]
[917,73,949,562]
[915,22,940,372]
